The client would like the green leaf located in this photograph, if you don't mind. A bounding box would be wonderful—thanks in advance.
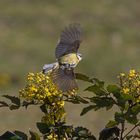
[3,95,20,106]
[73,127,96,140]
[36,122,50,134]
[85,85,105,96]
[107,85,120,98]
[80,105,95,116]
[89,97,114,110]
[132,104,140,115]
[65,97,80,104]
[9,104,20,110]
[92,78,104,87]
[115,112,125,123]
[106,120,118,128]
[14,130,28,140]
[22,100,35,108]
[0,131,22,140]
[65,95,89,104]
[29,130,40,140]
[10,136,22,140]
[0,101,9,107]
[121,94,134,102]
[75,73,92,83]
[124,106,139,124]
[40,104,48,113]
[74,95,89,104]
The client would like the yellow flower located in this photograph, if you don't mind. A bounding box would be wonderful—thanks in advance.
[136,96,140,103]
[122,88,130,94]
[47,133,58,140]
[30,85,38,92]
[47,134,53,139]
[119,69,140,102]
[129,69,136,77]
[120,73,125,77]
[138,81,140,85]
[57,101,65,108]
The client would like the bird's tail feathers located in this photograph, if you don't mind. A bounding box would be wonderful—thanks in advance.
[51,68,78,92]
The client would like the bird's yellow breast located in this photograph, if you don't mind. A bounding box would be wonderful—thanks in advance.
[58,53,79,65]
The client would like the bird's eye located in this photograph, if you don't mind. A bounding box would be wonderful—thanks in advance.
[78,53,82,57]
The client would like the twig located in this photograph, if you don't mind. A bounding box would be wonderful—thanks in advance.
[122,122,140,139]
[120,121,125,140]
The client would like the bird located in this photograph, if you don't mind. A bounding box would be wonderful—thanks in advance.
[43,23,82,93]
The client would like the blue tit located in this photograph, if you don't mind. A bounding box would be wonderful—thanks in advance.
[43,23,82,92]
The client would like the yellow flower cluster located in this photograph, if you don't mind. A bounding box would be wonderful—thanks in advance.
[20,72,66,139]
[47,133,66,140]
[119,69,140,102]
[41,102,65,125]
[19,72,63,103]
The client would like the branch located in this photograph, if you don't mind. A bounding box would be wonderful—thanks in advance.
[122,122,140,139]
[120,121,125,140]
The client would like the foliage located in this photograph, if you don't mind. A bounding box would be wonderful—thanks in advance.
[0,70,140,140]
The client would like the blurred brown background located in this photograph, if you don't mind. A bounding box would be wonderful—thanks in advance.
[0,0,140,137]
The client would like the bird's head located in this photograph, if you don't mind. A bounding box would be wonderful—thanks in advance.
[77,53,82,62]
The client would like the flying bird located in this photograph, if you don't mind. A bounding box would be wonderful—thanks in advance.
[43,23,82,92]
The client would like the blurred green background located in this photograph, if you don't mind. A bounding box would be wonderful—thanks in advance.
[0,0,140,137]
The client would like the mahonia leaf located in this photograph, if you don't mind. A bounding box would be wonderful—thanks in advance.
[75,73,93,83]
[92,78,104,88]
[131,104,140,116]
[123,104,140,124]
[36,122,51,134]
[65,95,89,104]
[0,131,22,140]
[14,131,28,140]
[106,120,119,128]
[2,95,20,106]
[73,126,96,140]
[40,104,48,113]
[22,100,35,108]
[125,112,138,124]
[80,105,95,116]
[107,85,121,98]
[9,104,20,110]
[115,112,125,123]
[73,95,89,104]
[0,101,9,107]
[121,94,134,102]
[85,85,106,96]
[29,130,40,140]
[89,97,114,110]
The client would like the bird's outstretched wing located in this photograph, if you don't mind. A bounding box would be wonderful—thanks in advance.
[51,68,78,92]
[55,23,82,59]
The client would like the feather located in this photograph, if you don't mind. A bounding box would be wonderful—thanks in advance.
[51,68,78,92]
[55,23,82,59]
[42,62,58,74]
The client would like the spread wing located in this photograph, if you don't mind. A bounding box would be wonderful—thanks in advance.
[55,23,82,59]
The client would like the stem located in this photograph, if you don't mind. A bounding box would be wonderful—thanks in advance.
[122,122,140,139]
[120,121,125,140]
